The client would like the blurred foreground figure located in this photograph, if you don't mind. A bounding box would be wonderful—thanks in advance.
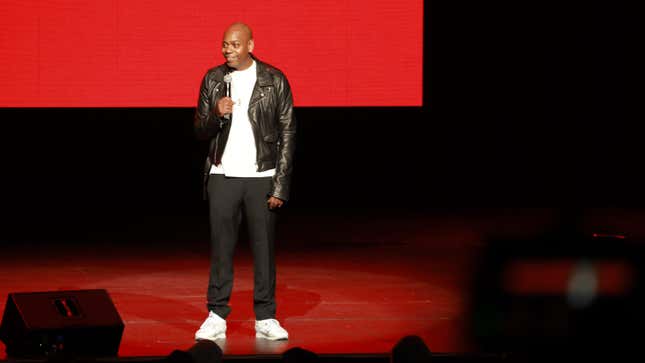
[282,347,319,363]
[166,340,223,363]
[391,335,432,363]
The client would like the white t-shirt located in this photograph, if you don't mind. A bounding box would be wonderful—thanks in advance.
[210,60,276,177]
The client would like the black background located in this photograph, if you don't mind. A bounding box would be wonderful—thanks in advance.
[1,1,642,242]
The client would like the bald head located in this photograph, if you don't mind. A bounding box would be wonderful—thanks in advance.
[224,22,253,41]
[221,22,255,70]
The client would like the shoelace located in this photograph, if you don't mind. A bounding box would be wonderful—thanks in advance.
[201,316,225,329]
[258,319,281,332]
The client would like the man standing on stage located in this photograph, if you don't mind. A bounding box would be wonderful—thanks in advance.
[193,22,296,341]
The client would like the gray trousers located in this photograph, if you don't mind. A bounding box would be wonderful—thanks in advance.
[206,174,277,320]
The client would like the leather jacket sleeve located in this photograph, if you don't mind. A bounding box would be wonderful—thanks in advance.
[271,74,297,202]
[194,70,224,140]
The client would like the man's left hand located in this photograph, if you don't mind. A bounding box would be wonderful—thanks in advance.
[267,196,284,209]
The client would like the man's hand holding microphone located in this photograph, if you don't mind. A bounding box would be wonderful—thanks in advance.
[215,97,235,118]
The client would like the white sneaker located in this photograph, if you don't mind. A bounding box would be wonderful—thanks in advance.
[255,319,289,340]
[195,311,226,341]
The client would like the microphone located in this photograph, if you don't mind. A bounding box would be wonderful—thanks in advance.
[223,73,232,120]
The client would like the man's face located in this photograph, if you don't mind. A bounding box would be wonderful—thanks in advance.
[221,28,254,70]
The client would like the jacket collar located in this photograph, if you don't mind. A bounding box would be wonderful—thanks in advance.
[223,54,272,87]
[251,54,273,87]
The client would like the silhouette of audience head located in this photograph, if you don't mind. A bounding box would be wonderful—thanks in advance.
[282,347,319,363]
[391,335,432,363]
[166,340,223,363]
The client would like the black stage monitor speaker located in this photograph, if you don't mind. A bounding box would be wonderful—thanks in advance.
[0,289,124,358]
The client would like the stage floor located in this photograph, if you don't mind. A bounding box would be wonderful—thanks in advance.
[0,208,639,359]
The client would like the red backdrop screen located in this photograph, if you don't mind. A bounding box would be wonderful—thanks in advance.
[0,0,423,107]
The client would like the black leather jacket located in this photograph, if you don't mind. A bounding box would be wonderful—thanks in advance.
[194,55,296,201]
